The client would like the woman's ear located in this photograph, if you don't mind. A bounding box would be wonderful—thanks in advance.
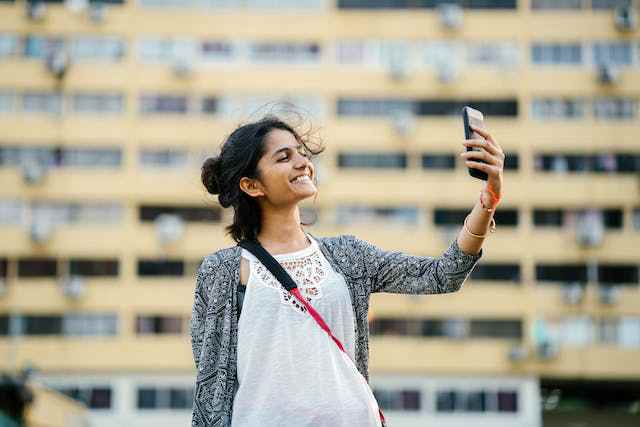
[239,177,265,198]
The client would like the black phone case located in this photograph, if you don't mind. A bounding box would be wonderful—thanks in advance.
[463,107,488,181]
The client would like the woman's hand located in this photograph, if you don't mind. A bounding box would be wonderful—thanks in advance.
[460,125,504,208]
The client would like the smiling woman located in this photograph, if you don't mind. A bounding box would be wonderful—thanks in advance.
[201,115,324,246]
[192,111,486,427]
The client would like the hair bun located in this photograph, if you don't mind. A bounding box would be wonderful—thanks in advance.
[201,156,222,195]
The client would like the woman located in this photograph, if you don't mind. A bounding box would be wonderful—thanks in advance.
[191,115,504,427]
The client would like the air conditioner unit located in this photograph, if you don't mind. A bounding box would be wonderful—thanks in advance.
[155,214,185,245]
[598,285,619,305]
[575,209,604,248]
[388,56,409,81]
[508,344,528,362]
[29,219,54,244]
[439,3,463,30]
[561,282,585,305]
[536,340,560,360]
[614,3,638,32]
[597,63,620,85]
[88,2,107,24]
[26,1,47,22]
[21,158,48,185]
[390,110,415,138]
[172,58,194,78]
[436,60,457,84]
[446,319,468,340]
[60,276,86,300]
[46,48,70,79]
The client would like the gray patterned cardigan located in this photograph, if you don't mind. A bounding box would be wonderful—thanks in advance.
[190,233,483,426]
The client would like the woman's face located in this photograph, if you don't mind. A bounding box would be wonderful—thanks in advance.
[240,128,317,206]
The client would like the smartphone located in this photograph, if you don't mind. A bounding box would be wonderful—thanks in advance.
[462,106,488,181]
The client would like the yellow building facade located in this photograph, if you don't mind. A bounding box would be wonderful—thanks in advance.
[0,0,639,426]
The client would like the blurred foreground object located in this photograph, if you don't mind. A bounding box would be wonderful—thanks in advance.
[1,370,88,427]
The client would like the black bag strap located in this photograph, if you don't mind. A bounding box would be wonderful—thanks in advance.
[236,239,300,320]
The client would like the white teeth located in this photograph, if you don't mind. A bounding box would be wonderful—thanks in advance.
[292,175,311,184]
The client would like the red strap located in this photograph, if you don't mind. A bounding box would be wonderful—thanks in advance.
[290,288,386,425]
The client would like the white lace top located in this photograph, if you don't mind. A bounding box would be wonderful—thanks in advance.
[232,233,383,427]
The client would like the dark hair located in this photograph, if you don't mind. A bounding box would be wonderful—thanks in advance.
[201,114,325,243]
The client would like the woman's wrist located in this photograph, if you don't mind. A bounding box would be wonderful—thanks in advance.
[480,187,501,212]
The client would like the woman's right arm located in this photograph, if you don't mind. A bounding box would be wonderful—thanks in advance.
[190,256,214,370]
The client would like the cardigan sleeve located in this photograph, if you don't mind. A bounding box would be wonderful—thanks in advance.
[350,235,483,295]
[189,256,213,369]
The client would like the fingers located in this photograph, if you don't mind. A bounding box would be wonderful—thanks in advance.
[467,125,505,159]
[460,149,501,167]
[465,160,501,176]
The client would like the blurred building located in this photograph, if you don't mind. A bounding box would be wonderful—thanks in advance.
[0,0,639,426]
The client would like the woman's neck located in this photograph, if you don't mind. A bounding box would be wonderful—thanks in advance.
[256,206,310,255]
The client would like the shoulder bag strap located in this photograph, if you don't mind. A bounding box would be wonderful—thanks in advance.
[237,239,386,425]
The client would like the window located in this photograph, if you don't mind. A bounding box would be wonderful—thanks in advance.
[470,263,521,282]
[531,42,582,65]
[137,38,197,64]
[200,96,218,115]
[373,389,421,411]
[592,0,633,9]
[200,40,234,63]
[602,208,623,229]
[24,315,63,335]
[21,91,63,115]
[0,315,8,336]
[493,209,518,226]
[58,386,112,410]
[417,99,518,117]
[0,200,24,225]
[70,36,125,62]
[69,259,119,277]
[469,319,522,339]
[137,259,184,277]
[592,41,632,66]
[70,93,124,114]
[139,205,221,222]
[593,98,637,120]
[467,42,519,67]
[536,264,588,284]
[533,209,564,227]
[0,33,19,59]
[137,386,194,410]
[139,94,189,114]
[337,98,413,117]
[547,316,594,347]
[17,257,57,278]
[23,35,64,59]
[135,315,185,334]
[598,264,638,285]
[335,205,419,225]
[0,91,16,113]
[531,0,581,9]
[338,0,516,9]
[139,148,188,168]
[421,153,455,170]
[497,390,518,412]
[337,152,407,169]
[0,258,6,279]
[620,317,640,348]
[597,318,619,345]
[63,313,118,336]
[434,208,469,226]
[60,147,122,168]
[531,98,585,120]
[504,152,519,170]
[248,42,321,64]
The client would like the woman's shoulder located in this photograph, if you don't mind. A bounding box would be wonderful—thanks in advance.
[198,246,242,273]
